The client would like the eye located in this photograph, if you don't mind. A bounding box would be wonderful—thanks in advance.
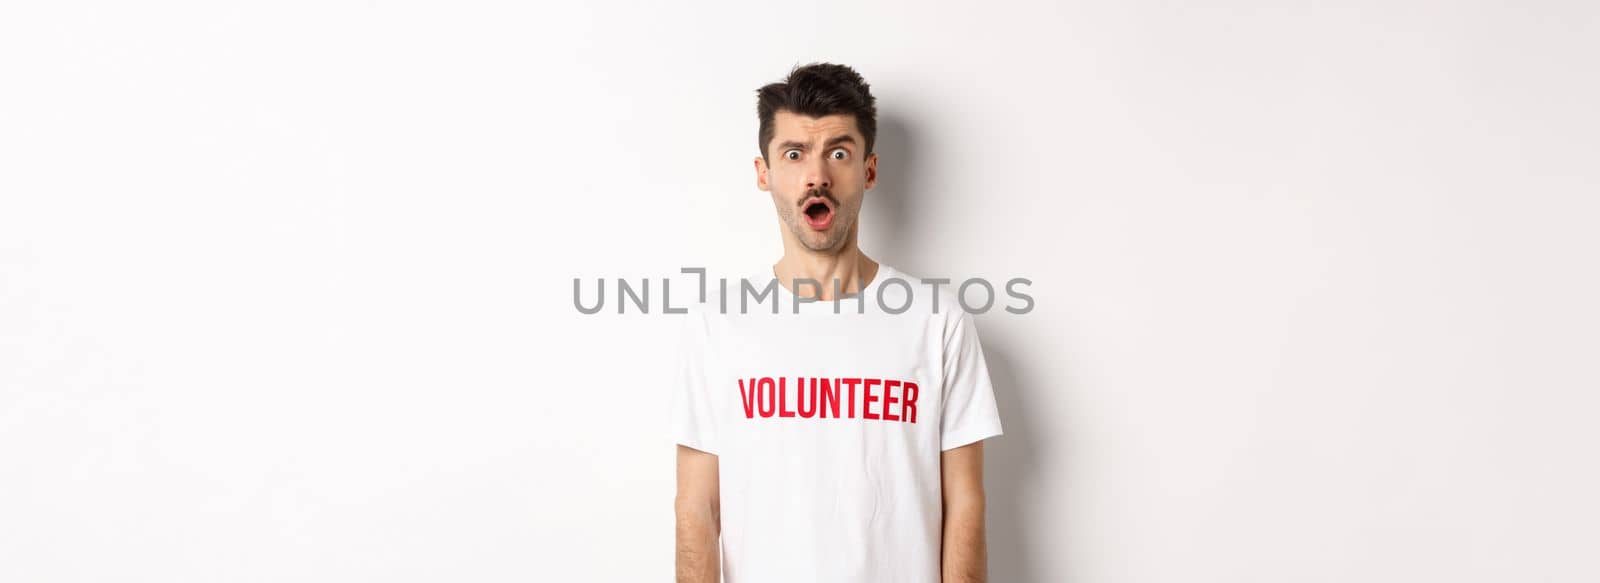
[785,149,801,161]
[829,148,848,160]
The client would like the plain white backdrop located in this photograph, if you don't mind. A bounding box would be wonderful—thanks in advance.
[3,1,1597,581]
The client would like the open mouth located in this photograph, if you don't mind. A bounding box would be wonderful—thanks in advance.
[801,197,835,230]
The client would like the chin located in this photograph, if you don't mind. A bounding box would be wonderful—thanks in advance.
[808,237,844,253]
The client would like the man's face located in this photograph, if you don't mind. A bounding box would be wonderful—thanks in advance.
[754,111,877,253]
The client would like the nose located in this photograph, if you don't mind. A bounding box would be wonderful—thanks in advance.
[804,158,831,192]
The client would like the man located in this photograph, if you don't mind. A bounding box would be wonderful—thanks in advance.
[671,62,1004,583]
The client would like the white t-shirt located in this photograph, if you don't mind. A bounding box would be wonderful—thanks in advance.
[668,263,1005,582]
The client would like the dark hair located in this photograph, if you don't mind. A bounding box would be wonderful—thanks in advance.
[756,62,878,161]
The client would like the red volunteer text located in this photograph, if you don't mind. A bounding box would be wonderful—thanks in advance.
[738,376,919,423]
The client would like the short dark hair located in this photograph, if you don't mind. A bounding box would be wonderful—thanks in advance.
[756,62,878,161]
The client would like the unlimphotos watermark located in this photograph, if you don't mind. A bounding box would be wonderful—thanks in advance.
[574,268,1034,315]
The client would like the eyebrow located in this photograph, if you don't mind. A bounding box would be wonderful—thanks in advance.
[776,135,858,152]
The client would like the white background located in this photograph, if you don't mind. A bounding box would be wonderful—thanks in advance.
[3,1,1597,581]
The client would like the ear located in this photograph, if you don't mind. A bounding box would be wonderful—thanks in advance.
[754,156,770,191]
[864,152,878,191]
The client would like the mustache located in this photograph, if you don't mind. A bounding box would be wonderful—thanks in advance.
[799,187,836,207]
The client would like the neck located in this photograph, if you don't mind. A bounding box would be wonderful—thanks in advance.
[772,238,880,301]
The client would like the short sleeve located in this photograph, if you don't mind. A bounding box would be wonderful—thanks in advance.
[939,310,1004,451]
[668,309,720,455]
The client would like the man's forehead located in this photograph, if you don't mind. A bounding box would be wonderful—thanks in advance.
[772,111,861,141]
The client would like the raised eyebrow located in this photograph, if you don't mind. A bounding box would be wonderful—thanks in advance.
[777,135,858,152]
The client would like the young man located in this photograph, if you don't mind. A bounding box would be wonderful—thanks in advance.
[671,63,1004,583]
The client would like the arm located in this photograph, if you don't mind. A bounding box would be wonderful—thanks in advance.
[941,441,988,583]
[675,445,721,583]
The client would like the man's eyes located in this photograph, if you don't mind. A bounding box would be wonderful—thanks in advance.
[784,148,850,161]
